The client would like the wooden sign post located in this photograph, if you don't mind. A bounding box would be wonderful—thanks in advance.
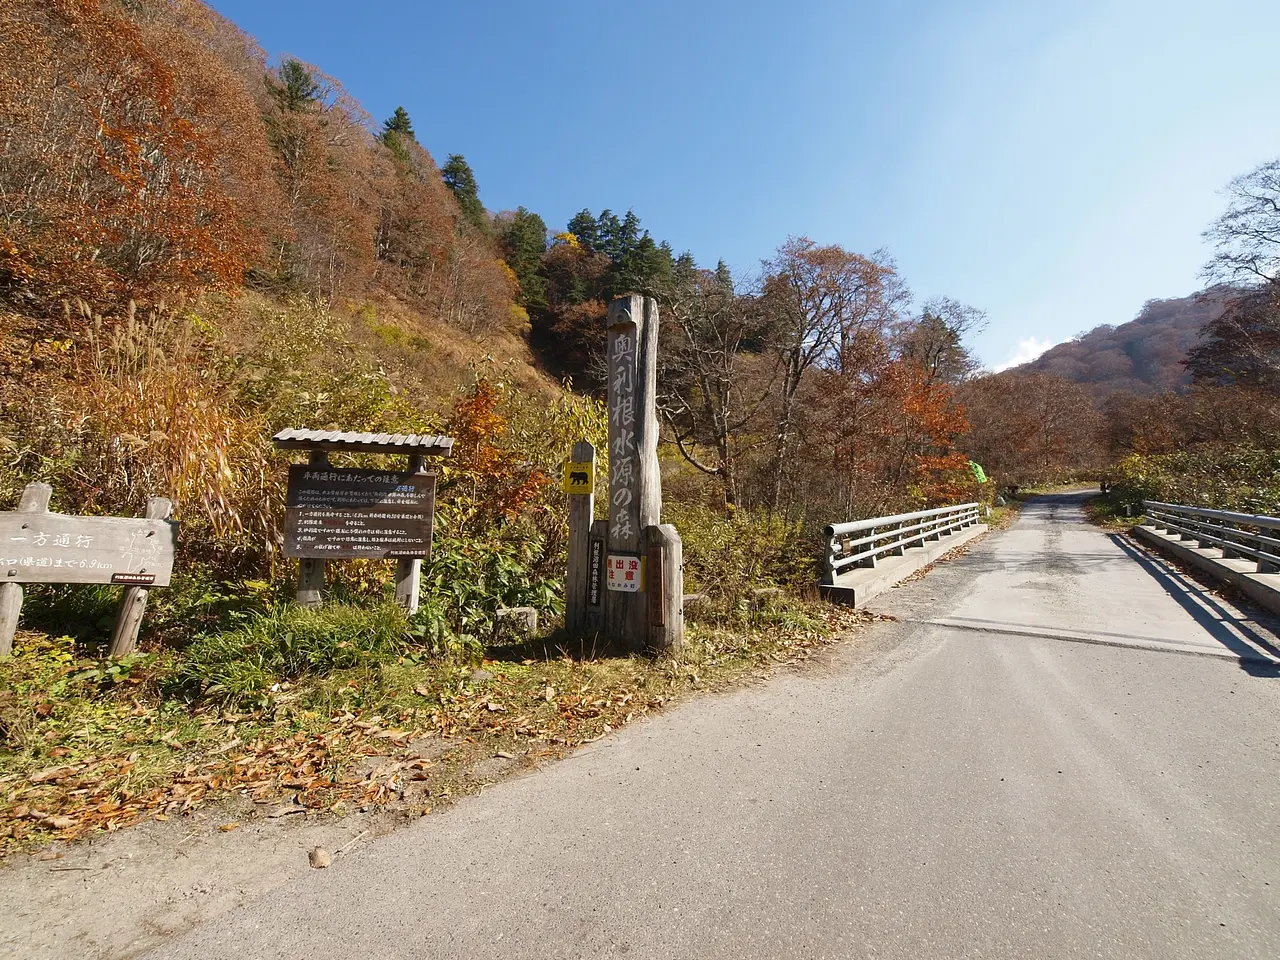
[0,483,179,657]
[273,430,454,612]
[564,439,596,635]
[559,296,685,652]
[605,296,659,651]
[599,295,684,654]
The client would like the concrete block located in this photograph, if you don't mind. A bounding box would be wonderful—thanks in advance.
[495,606,538,637]
[1132,525,1280,619]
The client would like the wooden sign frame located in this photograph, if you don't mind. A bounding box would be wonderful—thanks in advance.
[272,430,454,614]
[0,483,177,658]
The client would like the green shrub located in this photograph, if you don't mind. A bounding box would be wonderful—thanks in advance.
[172,602,414,705]
[663,503,816,620]
[1113,447,1280,516]
[422,534,563,642]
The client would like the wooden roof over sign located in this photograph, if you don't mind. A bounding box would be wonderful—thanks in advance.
[271,429,455,457]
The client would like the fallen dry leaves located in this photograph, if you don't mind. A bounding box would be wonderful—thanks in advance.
[2,604,867,853]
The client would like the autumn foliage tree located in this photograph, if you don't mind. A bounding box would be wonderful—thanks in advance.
[957,372,1104,486]
[759,238,908,510]
[0,0,280,308]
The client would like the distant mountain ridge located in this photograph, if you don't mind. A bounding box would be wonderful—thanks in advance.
[1015,291,1227,396]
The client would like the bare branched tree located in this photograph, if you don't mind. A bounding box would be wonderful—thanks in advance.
[758,238,905,511]
[1191,158,1280,390]
[1202,159,1280,287]
[656,265,777,508]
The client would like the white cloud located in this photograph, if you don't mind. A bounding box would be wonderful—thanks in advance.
[994,336,1056,372]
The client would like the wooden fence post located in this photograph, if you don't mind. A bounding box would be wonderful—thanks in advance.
[644,524,684,654]
[394,453,427,614]
[565,440,596,635]
[108,497,173,657]
[297,451,329,608]
[0,483,52,657]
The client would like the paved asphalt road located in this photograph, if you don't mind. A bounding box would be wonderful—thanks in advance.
[151,492,1280,960]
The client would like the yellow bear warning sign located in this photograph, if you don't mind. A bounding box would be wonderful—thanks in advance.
[562,462,594,495]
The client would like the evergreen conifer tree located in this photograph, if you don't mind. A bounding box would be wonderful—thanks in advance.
[382,106,414,140]
[266,59,321,113]
[441,154,488,232]
[501,207,549,309]
[566,209,600,250]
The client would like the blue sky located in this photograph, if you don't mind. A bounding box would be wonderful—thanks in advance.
[209,0,1280,369]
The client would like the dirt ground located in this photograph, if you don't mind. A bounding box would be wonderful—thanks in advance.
[0,731,528,960]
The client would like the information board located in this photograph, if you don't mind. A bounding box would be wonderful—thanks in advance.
[0,514,177,585]
[283,466,436,559]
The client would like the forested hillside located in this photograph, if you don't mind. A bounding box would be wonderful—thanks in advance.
[0,0,1007,666]
[1018,292,1227,396]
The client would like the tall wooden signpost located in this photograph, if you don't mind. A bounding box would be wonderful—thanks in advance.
[565,294,683,654]
[563,439,596,636]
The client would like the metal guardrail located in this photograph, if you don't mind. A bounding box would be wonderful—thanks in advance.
[1142,501,1280,574]
[822,503,981,584]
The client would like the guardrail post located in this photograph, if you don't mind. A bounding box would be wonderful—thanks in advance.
[860,525,879,568]
[822,533,838,585]
[1196,521,1217,550]
[1218,523,1240,559]
[889,520,906,556]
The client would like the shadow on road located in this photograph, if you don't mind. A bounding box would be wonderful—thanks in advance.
[1111,534,1280,677]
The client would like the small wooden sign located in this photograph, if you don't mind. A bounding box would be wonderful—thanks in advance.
[562,462,594,495]
[0,514,177,585]
[647,543,665,626]
[1,484,177,659]
[283,466,435,560]
[587,536,605,608]
[606,552,643,593]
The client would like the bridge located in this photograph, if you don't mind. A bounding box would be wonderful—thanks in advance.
[132,493,1280,957]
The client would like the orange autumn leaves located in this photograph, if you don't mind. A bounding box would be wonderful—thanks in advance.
[447,379,550,524]
[0,0,277,304]
[810,342,975,514]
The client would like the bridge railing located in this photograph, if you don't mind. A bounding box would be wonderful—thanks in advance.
[822,503,981,584]
[1142,501,1280,574]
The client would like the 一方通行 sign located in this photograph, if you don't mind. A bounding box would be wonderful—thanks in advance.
[0,513,176,586]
